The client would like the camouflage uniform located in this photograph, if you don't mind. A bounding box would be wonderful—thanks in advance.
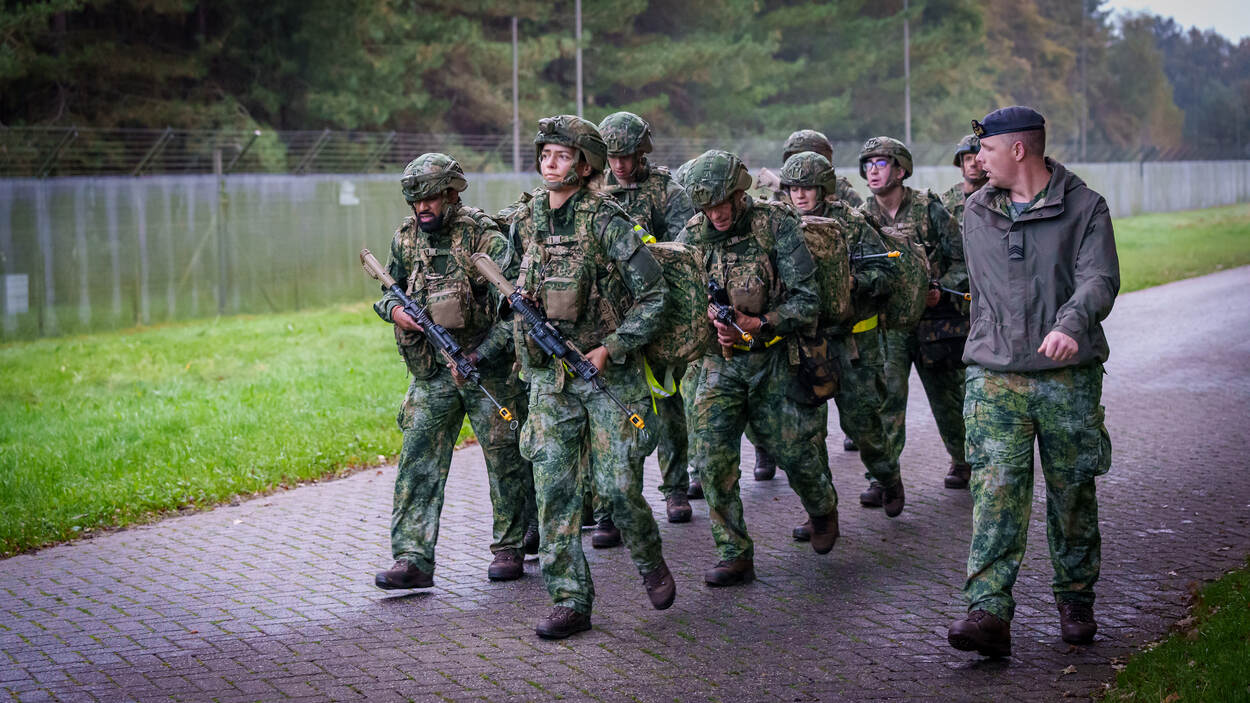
[859,138,968,473]
[598,111,697,502]
[941,135,984,229]
[513,116,670,616]
[375,154,533,575]
[779,151,897,491]
[677,150,839,563]
[755,129,864,208]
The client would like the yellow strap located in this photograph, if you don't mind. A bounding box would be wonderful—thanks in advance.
[732,335,784,352]
[643,358,678,401]
[851,314,878,334]
[636,224,657,245]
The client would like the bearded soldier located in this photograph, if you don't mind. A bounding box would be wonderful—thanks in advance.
[507,115,676,639]
[372,154,536,590]
[677,150,840,586]
[858,137,969,512]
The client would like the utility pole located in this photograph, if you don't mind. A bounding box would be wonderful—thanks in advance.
[903,0,912,145]
[512,16,521,172]
[575,0,583,117]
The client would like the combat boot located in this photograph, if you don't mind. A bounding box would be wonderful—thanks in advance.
[944,462,972,489]
[535,606,591,639]
[792,517,812,542]
[1058,603,1098,644]
[665,492,692,523]
[581,500,596,527]
[882,480,905,518]
[523,522,540,555]
[687,479,704,500]
[843,436,858,451]
[704,558,755,587]
[948,610,1011,657]
[642,560,676,610]
[752,448,777,481]
[859,481,884,508]
[374,560,433,590]
[591,517,621,549]
[808,509,840,554]
[487,549,524,581]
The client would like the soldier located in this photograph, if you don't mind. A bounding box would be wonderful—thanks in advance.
[509,115,676,639]
[941,134,988,229]
[597,111,697,527]
[372,154,536,590]
[858,137,968,511]
[948,106,1118,657]
[756,129,864,209]
[672,155,708,502]
[677,150,840,586]
[776,152,898,542]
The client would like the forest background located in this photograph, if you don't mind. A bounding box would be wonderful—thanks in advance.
[3,0,1249,160]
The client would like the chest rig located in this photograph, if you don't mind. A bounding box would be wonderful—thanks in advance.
[397,208,493,340]
[700,204,782,319]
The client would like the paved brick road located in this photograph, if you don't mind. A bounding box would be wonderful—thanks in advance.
[3,267,1249,702]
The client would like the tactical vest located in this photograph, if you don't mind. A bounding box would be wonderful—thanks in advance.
[602,166,676,240]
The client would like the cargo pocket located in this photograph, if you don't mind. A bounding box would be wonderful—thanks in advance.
[1068,405,1112,483]
[426,280,470,329]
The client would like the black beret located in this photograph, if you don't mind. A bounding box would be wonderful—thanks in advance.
[972,106,1045,139]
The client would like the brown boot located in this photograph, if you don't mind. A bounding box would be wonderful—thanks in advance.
[882,480,905,518]
[523,522,540,555]
[948,610,1011,657]
[687,479,704,500]
[591,517,621,549]
[843,436,858,451]
[808,509,840,554]
[665,492,692,523]
[704,558,755,587]
[487,549,524,581]
[1058,603,1097,644]
[752,448,777,481]
[535,606,591,639]
[642,560,676,610]
[792,517,812,542]
[859,481,884,507]
[374,560,433,590]
[944,462,972,489]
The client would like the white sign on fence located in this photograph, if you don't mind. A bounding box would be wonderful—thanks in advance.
[5,274,29,315]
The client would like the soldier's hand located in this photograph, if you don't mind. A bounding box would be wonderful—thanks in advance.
[585,346,610,373]
[713,320,740,346]
[392,307,423,333]
[1038,330,1078,362]
[448,350,480,382]
[925,288,941,307]
[735,310,763,335]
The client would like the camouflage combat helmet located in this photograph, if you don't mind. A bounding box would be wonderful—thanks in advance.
[779,151,838,194]
[952,134,980,167]
[678,150,753,209]
[673,157,697,188]
[783,129,834,161]
[598,111,654,156]
[858,136,913,179]
[400,153,468,202]
[533,114,607,178]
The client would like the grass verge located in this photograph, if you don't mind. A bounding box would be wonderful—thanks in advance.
[1114,203,1250,292]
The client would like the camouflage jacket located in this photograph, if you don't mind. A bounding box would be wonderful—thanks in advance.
[374,203,516,377]
[677,195,819,339]
[601,165,695,242]
[940,182,969,230]
[807,200,893,321]
[861,186,968,300]
[512,188,667,368]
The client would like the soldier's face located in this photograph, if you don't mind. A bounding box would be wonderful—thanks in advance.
[976,135,1015,189]
[540,145,585,189]
[865,159,903,194]
[608,154,639,184]
[412,193,449,228]
[961,153,986,183]
[704,194,739,231]
[786,186,822,213]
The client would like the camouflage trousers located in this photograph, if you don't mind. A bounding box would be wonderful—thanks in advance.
[693,347,839,562]
[391,363,534,573]
[880,326,968,470]
[831,325,897,486]
[962,364,1112,622]
[683,360,707,487]
[519,361,664,615]
[652,366,690,498]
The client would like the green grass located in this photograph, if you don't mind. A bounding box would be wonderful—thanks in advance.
[1103,558,1250,702]
[1,202,1248,556]
[1114,203,1250,292]
[0,303,470,556]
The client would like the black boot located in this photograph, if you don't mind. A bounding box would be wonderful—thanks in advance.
[843,436,858,451]
[882,480,905,518]
[523,522,540,555]
[687,479,704,500]
[1058,603,1097,644]
[752,448,777,481]
[591,517,621,549]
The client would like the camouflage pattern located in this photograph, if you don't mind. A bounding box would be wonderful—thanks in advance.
[602,164,695,242]
[858,136,914,179]
[400,153,468,203]
[682,358,707,488]
[952,133,980,168]
[598,111,654,156]
[940,182,970,230]
[962,363,1111,622]
[754,167,862,209]
[511,181,669,615]
[678,195,836,561]
[653,373,689,499]
[780,151,839,195]
[782,129,834,161]
[679,149,754,209]
[534,114,608,175]
[374,201,534,572]
[642,241,711,368]
[861,186,968,469]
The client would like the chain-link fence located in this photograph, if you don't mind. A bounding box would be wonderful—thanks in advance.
[5,126,1248,178]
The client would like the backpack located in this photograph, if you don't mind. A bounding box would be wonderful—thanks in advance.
[799,215,855,331]
[642,240,711,370]
[876,224,931,329]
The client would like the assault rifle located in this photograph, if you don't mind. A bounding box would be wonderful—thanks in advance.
[359,249,517,430]
[707,278,754,359]
[469,253,645,430]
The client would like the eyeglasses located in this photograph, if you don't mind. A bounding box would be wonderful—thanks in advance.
[864,158,892,172]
